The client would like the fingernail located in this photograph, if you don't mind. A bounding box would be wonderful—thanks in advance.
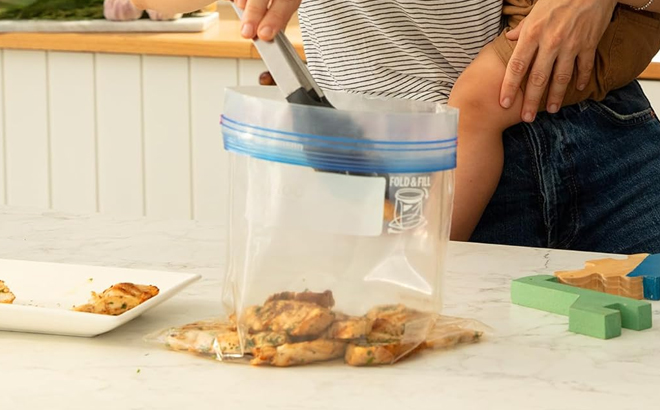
[241,23,254,38]
[258,26,274,40]
[501,97,512,108]
[578,83,586,91]
[523,112,535,122]
[548,104,558,113]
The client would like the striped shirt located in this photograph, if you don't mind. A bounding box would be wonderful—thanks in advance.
[298,0,503,103]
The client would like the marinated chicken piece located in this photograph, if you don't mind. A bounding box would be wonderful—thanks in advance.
[346,316,484,366]
[216,331,289,357]
[166,320,234,355]
[242,300,335,337]
[326,316,373,340]
[251,339,347,367]
[345,341,426,366]
[0,280,15,304]
[165,318,289,357]
[73,282,159,315]
[265,290,335,309]
[245,331,289,351]
[366,304,434,342]
[250,346,278,366]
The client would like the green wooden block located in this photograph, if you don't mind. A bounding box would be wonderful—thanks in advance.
[511,275,652,339]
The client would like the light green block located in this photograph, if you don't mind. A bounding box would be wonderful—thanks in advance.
[511,275,652,339]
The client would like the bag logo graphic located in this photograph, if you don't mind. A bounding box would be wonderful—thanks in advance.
[388,186,429,233]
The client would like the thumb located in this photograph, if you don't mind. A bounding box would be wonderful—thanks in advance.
[505,19,524,41]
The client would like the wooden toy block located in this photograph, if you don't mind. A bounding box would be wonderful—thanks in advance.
[555,254,647,300]
[555,253,648,299]
[627,253,660,301]
[511,275,652,339]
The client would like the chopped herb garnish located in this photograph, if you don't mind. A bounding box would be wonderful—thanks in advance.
[136,369,141,374]
[366,357,375,365]
[121,303,127,309]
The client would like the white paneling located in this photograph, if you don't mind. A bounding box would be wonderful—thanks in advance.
[639,80,660,111]
[0,51,5,205]
[190,57,237,221]
[238,59,267,86]
[3,50,50,208]
[48,52,97,213]
[95,53,144,217]
[142,55,191,219]
[0,50,272,219]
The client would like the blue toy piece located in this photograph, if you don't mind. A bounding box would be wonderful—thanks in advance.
[627,253,660,300]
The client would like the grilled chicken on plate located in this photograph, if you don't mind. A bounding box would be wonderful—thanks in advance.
[73,282,159,315]
[0,280,15,304]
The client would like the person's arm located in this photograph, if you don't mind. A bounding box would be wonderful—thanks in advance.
[130,0,217,14]
[499,0,660,123]
[498,0,620,122]
[132,0,299,41]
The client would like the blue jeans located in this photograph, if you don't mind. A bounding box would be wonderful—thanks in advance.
[471,80,660,254]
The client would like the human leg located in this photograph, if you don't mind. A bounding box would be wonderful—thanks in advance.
[472,81,660,254]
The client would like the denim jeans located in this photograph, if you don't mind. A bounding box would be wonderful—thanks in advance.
[471,80,660,254]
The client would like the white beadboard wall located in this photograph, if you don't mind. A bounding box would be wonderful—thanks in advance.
[1,49,659,222]
[0,50,267,221]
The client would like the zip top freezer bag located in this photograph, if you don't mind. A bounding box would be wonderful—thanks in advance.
[220,86,459,365]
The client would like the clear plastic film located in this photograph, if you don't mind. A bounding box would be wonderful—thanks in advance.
[217,86,467,365]
[147,86,485,366]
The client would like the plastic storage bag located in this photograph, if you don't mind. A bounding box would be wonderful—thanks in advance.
[218,86,460,365]
[146,312,490,367]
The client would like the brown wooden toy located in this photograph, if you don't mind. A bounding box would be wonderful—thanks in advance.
[555,254,647,300]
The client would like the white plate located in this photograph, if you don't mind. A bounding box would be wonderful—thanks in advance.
[0,259,200,337]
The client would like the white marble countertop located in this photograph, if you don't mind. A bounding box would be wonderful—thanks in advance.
[1,206,658,410]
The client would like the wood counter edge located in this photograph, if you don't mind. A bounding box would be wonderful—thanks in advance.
[639,62,660,81]
[1,27,658,79]
[0,25,306,60]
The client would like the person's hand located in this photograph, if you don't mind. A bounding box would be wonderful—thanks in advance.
[499,0,617,122]
[130,0,214,14]
[235,0,302,41]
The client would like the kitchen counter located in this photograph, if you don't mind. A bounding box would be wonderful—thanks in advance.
[1,206,658,409]
[0,11,305,59]
[640,61,660,80]
[1,10,659,81]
